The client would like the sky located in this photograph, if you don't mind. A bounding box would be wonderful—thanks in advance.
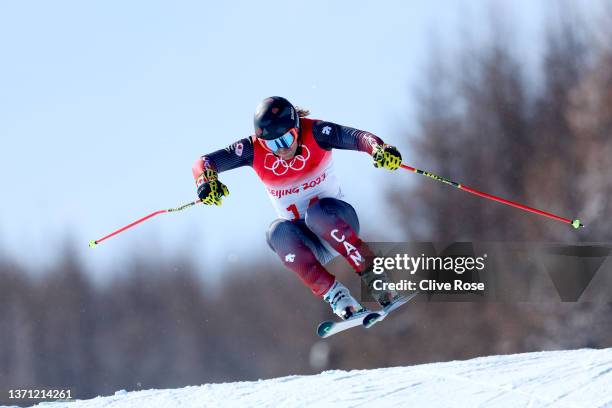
[0,0,593,280]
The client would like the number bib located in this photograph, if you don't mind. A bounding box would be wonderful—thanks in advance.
[252,118,342,220]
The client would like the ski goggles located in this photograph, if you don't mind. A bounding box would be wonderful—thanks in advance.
[262,128,298,153]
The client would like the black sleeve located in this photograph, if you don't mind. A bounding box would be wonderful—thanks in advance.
[311,120,384,154]
[202,137,254,173]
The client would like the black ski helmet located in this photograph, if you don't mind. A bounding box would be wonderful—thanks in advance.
[254,96,300,140]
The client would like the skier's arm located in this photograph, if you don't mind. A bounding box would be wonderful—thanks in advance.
[192,138,254,177]
[312,121,402,170]
[312,121,383,154]
[192,138,254,205]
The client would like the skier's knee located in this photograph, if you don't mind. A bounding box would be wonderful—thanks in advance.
[266,219,299,251]
[304,199,327,235]
[305,197,360,235]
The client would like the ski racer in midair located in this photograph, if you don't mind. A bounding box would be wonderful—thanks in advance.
[192,96,403,320]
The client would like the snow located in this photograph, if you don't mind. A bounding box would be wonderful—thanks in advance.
[26,348,612,408]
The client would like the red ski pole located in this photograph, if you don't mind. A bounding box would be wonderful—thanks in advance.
[400,164,584,229]
[89,200,202,248]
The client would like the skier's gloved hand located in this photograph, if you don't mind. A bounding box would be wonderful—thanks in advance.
[198,180,230,205]
[372,144,402,170]
[196,168,230,206]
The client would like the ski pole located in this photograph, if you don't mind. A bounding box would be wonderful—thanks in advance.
[400,164,584,229]
[89,200,202,248]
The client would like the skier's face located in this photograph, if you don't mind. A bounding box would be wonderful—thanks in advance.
[275,141,299,160]
[260,127,299,160]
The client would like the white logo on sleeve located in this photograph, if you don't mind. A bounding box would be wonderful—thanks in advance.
[285,253,296,263]
[322,126,332,135]
[235,142,244,157]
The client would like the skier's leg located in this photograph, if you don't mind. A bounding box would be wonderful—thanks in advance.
[305,197,399,306]
[266,218,335,296]
[304,197,371,274]
[267,218,364,319]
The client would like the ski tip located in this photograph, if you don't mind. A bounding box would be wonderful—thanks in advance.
[88,240,98,249]
[317,321,334,338]
[571,219,584,229]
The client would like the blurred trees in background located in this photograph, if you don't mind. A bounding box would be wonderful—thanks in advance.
[389,2,612,374]
[393,11,612,241]
[2,7,612,404]
[0,255,330,402]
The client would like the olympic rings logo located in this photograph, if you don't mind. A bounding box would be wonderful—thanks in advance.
[263,146,311,176]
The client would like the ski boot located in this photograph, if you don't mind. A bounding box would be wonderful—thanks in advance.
[359,267,402,308]
[322,280,365,320]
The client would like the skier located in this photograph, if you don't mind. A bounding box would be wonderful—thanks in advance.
[192,96,403,320]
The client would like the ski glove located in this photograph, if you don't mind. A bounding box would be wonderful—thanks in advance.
[196,168,230,206]
[372,144,402,170]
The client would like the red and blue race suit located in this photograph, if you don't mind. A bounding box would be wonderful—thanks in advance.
[193,118,385,296]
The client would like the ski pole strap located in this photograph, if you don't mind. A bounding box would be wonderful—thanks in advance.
[167,200,200,212]
[399,164,584,229]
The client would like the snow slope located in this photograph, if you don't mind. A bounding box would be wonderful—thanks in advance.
[27,348,612,408]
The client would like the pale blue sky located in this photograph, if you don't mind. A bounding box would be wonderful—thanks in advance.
[0,0,592,279]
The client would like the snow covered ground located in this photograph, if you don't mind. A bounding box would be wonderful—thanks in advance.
[23,348,612,408]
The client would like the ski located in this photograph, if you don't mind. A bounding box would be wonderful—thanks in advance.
[317,292,420,338]
[362,291,420,329]
[316,310,371,338]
